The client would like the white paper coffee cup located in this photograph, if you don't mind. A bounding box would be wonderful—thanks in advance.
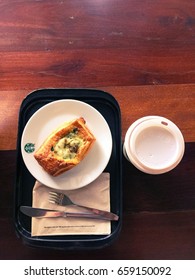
[123,116,185,174]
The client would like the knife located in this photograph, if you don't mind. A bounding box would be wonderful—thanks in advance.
[20,206,119,221]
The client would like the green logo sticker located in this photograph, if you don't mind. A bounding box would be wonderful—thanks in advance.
[24,143,35,153]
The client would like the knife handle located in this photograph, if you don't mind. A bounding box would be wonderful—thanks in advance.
[66,212,118,221]
[79,207,119,221]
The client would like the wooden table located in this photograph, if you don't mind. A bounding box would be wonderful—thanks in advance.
[0,0,195,259]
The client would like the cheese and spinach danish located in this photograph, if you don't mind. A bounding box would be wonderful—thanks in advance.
[34,117,96,176]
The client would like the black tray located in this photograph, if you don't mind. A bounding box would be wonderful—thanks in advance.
[14,88,122,249]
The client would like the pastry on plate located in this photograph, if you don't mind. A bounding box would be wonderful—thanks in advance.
[34,117,96,176]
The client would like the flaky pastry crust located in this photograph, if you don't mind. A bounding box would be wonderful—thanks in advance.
[34,117,96,176]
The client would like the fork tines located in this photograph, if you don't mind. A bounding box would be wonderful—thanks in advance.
[48,191,63,205]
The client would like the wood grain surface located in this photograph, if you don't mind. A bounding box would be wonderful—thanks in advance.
[1,143,195,260]
[0,84,194,150]
[0,0,194,90]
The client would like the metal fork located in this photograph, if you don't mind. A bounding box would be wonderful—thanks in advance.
[49,191,119,221]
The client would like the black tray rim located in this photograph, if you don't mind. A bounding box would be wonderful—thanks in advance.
[14,88,123,250]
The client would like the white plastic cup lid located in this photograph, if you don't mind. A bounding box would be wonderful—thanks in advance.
[124,116,185,174]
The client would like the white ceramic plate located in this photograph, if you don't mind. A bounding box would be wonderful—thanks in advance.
[21,99,112,190]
